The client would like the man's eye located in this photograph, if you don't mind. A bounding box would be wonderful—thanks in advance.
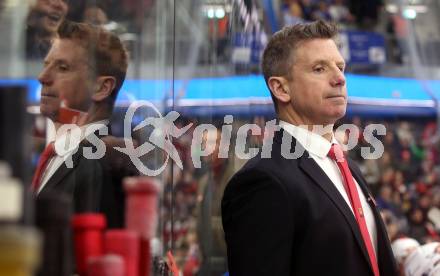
[58,65,68,71]
[314,67,325,73]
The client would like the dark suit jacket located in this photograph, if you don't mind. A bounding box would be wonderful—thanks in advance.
[221,129,398,276]
[38,133,138,228]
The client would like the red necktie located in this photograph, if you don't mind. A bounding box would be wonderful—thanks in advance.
[328,144,380,276]
[32,142,56,192]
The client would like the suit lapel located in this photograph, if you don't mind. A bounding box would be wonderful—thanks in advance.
[40,129,108,193]
[40,148,82,193]
[298,155,372,267]
[273,130,372,270]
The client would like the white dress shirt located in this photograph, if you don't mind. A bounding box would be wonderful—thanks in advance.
[37,120,109,194]
[279,121,378,256]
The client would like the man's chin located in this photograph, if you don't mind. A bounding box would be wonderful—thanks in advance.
[333,106,347,118]
[323,109,346,125]
[39,106,58,121]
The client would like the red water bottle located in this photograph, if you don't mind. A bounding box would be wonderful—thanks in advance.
[72,213,106,276]
[104,230,139,276]
[124,176,159,276]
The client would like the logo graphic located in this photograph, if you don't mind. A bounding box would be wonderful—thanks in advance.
[114,101,193,176]
[48,100,387,176]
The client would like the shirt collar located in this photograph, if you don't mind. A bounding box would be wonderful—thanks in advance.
[51,120,109,157]
[279,120,338,159]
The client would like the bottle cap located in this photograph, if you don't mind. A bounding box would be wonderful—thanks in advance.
[72,213,106,230]
[124,177,159,194]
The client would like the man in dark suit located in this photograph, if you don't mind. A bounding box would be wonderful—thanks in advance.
[221,21,398,275]
[34,20,136,228]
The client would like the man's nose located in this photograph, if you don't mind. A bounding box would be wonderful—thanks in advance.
[38,67,52,85]
[330,69,346,87]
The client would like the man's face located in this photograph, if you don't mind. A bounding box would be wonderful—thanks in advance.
[38,39,95,121]
[32,0,68,34]
[285,38,347,126]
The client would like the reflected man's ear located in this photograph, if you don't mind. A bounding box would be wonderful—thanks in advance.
[92,76,116,102]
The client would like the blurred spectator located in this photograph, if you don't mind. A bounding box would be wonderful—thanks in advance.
[83,5,108,26]
[379,167,395,187]
[298,0,315,21]
[117,0,154,33]
[399,149,419,184]
[397,121,414,145]
[377,151,394,176]
[26,0,68,59]
[393,170,406,193]
[408,206,430,243]
[387,8,410,64]
[377,185,399,213]
[381,209,400,242]
[392,237,420,275]
[312,1,332,21]
[404,242,440,276]
[329,0,354,24]
[182,230,201,276]
[383,131,402,162]
[81,4,134,58]
[82,5,127,34]
[282,0,304,26]
[363,158,380,183]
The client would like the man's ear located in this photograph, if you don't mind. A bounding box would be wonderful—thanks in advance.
[92,76,116,102]
[268,76,291,104]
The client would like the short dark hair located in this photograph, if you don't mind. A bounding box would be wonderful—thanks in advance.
[57,20,128,102]
[262,20,339,111]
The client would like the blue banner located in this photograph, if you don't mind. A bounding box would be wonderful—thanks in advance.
[340,31,386,65]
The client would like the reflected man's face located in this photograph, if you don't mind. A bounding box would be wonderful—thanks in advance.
[38,39,95,121]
